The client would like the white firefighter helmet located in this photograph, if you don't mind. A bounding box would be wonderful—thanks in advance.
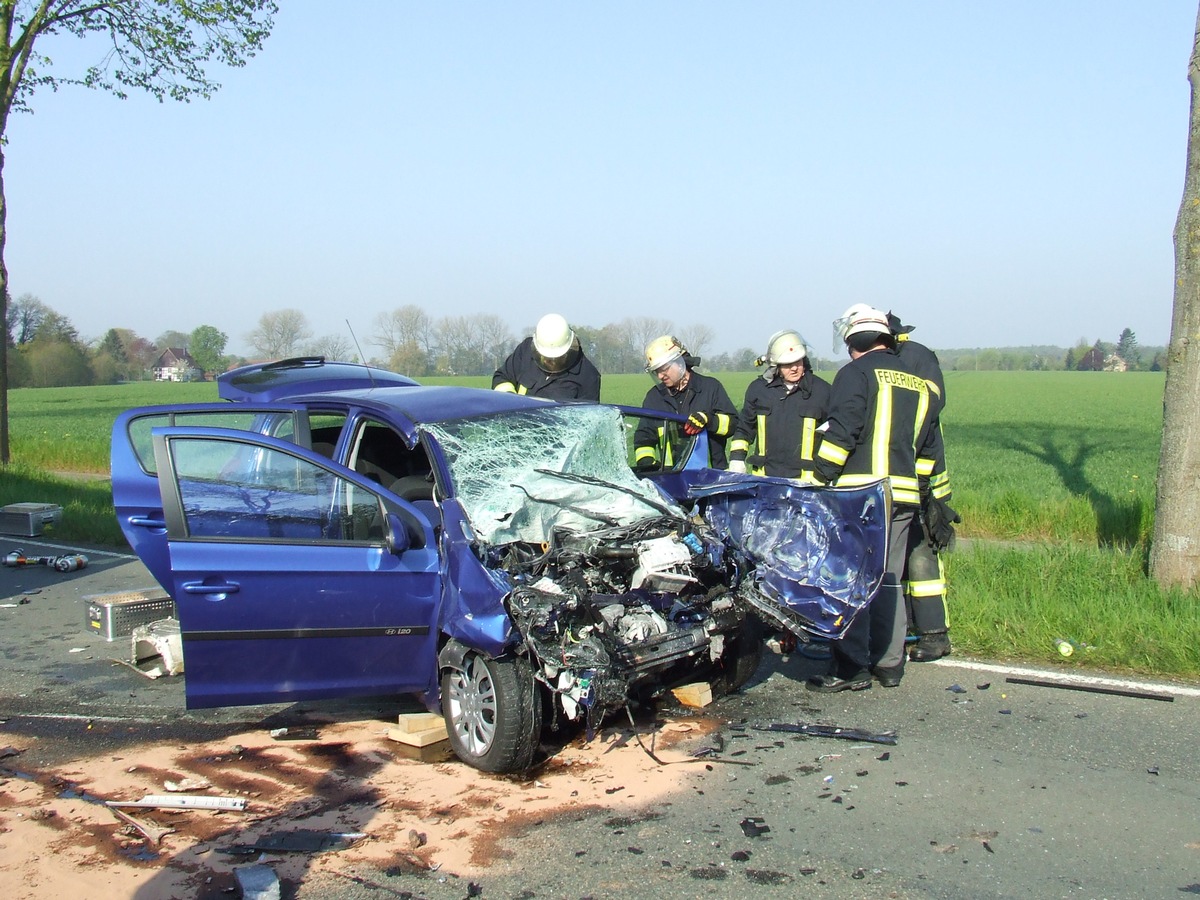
[645,335,686,372]
[533,313,575,359]
[765,330,808,366]
[832,303,890,350]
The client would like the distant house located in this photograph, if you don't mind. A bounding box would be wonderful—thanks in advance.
[1103,354,1129,373]
[153,348,203,382]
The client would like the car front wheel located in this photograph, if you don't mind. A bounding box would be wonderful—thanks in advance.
[714,616,765,695]
[442,651,541,773]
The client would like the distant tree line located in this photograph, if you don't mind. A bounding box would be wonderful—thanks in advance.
[4,294,233,388]
[1,297,1166,387]
[939,328,1165,373]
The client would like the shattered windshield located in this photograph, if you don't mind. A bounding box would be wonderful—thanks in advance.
[424,404,680,545]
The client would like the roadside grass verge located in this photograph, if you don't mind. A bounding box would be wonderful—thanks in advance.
[0,464,125,547]
[946,541,1200,680]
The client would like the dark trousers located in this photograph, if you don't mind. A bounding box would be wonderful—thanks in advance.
[831,506,914,677]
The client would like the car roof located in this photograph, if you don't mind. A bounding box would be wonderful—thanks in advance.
[218,357,420,402]
[284,384,561,425]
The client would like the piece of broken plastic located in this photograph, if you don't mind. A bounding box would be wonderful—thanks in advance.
[235,864,282,900]
[224,829,367,854]
[739,817,771,838]
[759,722,898,745]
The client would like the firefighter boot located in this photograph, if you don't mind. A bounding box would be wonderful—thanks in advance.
[910,631,951,662]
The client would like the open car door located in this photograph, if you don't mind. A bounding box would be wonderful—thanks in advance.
[111,403,316,592]
[146,426,442,708]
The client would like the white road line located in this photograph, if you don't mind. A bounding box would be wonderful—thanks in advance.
[927,657,1200,699]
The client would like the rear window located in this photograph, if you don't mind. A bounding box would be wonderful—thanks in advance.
[127,410,301,475]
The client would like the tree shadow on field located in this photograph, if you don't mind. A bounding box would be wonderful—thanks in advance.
[986,425,1144,551]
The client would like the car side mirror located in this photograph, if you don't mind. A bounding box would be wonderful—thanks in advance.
[384,512,412,555]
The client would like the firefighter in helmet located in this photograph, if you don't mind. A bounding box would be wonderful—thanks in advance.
[492,313,601,401]
[807,304,939,692]
[633,335,737,470]
[727,330,831,480]
[888,310,959,662]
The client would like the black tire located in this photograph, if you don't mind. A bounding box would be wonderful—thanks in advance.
[441,652,541,774]
[714,617,765,695]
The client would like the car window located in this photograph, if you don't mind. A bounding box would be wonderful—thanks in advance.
[621,411,701,471]
[126,410,301,475]
[167,437,386,543]
[307,411,347,459]
[349,419,436,501]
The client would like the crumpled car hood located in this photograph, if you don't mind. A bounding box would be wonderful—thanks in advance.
[689,469,890,640]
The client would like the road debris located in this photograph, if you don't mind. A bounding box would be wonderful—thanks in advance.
[757,722,898,745]
[235,864,282,900]
[108,657,168,679]
[106,794,247,811]
[163,777,210,792]
[222,830,367,855]
[109,807,176,845]
[739,816,771,837]
[269,726,321,741]
[1004,675,1174,702]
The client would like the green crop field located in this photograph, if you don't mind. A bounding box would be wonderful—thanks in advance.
[4,370,1196,679]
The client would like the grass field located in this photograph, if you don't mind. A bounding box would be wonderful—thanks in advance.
[4,370,1195,679]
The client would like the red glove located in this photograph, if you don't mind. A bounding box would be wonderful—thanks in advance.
[684,411,709,435]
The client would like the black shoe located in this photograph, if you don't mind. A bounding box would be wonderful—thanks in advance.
[872,665,904,688]
[909,633,951,662]
[806,673,872,693]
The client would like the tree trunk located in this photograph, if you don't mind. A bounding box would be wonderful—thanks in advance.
[1150,4,1200,588]
[0,138,9,465]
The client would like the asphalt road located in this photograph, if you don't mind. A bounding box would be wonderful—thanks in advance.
[2,533,1198,899]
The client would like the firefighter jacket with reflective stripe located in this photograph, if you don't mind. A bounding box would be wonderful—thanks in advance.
[894,336,945,411]
[728,371,831,480]
[895,336,952,500]
[491,337,601,401]
[634,370,737,469]
[814,348,935,506]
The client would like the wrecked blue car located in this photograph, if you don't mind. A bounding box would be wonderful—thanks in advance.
[111,358,889,773]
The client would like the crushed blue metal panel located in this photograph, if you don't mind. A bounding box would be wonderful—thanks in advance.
[690,470,890,640]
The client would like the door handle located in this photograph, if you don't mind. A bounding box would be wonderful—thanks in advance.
[182,582,240,595]
[129,515,167,529]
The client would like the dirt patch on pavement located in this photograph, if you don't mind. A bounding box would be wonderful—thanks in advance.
[0,713,719,898]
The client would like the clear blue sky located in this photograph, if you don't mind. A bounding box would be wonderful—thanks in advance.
[5,1,1195,358]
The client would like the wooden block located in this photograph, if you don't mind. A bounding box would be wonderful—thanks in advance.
[671,682,713,708]
[388,722,449,747]
[394,711,446,734]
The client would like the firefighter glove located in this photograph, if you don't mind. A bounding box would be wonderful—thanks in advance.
[684,411,709,435]
[923,496,962,552]
[635,456,659,473]
[726,459,747,474]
